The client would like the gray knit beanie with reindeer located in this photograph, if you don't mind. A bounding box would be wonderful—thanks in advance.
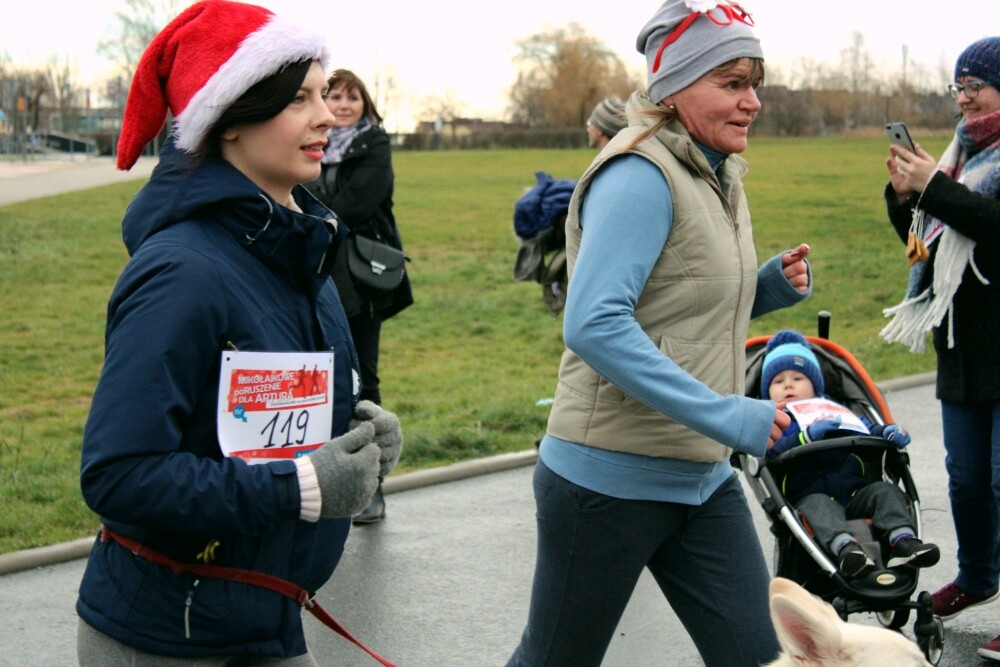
[637,0,762,102]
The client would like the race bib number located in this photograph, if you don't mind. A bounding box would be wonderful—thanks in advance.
[786,398,869,434]
[217,351,333,464]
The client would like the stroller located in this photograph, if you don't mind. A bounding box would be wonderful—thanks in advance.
[737,312,945,664]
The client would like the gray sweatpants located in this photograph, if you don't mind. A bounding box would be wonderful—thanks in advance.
[797,481,914,556]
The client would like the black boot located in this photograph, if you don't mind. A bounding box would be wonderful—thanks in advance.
[352,478,386,525]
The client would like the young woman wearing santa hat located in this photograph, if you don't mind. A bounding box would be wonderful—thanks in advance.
[75,2,401,663]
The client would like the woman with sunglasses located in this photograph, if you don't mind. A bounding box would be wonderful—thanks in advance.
[505,2,813,665]
[882,35,1000,663]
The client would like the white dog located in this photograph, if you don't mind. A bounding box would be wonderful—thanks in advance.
[766,577,932,666]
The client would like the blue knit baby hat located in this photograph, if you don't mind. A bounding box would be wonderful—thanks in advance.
[760,330,824,398]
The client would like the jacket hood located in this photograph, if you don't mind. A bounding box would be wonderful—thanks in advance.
[122,140,337,253]
[122,140,342,292]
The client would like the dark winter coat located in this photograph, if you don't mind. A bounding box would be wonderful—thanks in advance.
[306,125,413,320]
[885,172,1000,403]
[767,419,868,505]
[766,413,883,506]
[76,143,360,659]
[513,171,576,240]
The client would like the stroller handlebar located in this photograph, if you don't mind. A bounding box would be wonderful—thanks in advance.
[738,436,907,479]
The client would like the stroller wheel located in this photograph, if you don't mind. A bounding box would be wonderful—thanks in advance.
[916,616,945,665]
[875,607,910,630]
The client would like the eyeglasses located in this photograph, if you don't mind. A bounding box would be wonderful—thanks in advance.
[947,80,991,100]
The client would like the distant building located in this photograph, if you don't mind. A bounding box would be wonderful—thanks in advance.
[414,117,513,138]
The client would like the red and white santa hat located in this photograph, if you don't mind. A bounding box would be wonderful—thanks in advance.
[117,0,331,170]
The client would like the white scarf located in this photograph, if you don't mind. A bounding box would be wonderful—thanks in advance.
[881,112,1000,352]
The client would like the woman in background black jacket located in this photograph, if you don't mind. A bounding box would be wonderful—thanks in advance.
[881,36,1000,661]
[307,69,413,523]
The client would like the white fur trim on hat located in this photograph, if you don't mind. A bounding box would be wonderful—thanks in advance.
[117,0,331,171]
[175,13,331,154]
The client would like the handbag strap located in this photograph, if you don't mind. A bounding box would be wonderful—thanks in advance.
[100,525,397,667]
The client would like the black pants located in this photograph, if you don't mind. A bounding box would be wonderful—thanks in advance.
[349,306,383,405]
[506,463,780,667]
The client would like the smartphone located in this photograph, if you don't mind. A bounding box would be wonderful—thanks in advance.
[885,122,916,153]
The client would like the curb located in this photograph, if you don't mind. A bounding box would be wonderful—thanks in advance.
[0,537,96,576]
[877,371,936,393]
[383,449,538,495]
[0,449,540,576]
[0,373,935,576]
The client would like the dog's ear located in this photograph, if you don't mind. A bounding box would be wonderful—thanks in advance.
[770,577,842,622]
[769,578,843,664]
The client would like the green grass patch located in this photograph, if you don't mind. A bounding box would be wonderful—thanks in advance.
[0,139,943,553]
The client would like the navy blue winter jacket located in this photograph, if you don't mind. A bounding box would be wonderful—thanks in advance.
[766,413,887,506]
[513,171,576,240]
[76,145,361,658]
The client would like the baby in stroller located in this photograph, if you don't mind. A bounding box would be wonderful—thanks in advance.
[761,330,941,580]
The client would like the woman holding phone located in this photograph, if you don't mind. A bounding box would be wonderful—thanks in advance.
[882,35,1000,663]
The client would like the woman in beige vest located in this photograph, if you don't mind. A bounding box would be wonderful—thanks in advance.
[506,2,811,666]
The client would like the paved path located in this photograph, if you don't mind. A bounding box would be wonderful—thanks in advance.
[1,382,996,666]
[0,156,156,206]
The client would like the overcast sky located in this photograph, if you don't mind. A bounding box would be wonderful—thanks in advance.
[3,0,996,130]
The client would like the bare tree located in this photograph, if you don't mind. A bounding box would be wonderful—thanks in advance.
[417,89,469,144]
[0,60,48,153]
[419,90,466,124]
[841,32,877,95]
[46,58,82,133]
[18,70,50,135]
[97,0,186,81]
[508,23,636,128]
[369,65,399,123]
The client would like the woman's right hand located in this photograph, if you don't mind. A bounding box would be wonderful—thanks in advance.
[887,144,936,202]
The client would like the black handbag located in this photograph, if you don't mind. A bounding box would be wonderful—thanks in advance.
[346,234,406,291]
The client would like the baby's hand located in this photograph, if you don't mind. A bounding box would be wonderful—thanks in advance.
[882,424,911,447]
[805,417,842,442]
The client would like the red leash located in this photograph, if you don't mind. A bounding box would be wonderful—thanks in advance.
[100,525,397,666]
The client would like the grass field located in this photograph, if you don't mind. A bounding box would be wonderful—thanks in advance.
[0,138,944,553]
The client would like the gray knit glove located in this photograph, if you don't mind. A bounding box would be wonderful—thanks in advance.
[307,421,379,518]
[349,401,403,476]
